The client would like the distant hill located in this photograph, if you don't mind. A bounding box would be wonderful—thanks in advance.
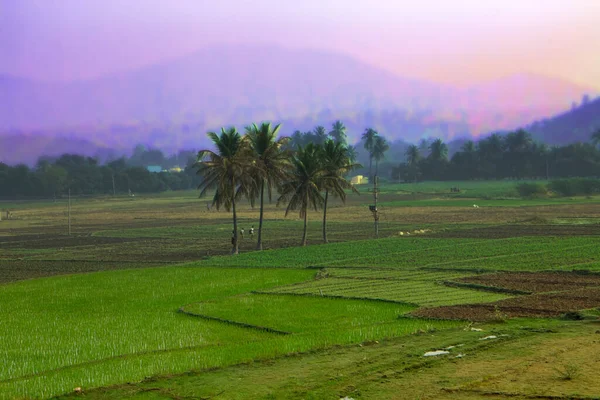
[0,134,120,166]
[528,96,600,145]
[1,44,596,159]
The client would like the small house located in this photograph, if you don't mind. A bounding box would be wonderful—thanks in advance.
[351,175,368,185]
[146,165,163,173]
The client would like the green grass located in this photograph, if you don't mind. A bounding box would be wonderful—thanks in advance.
[0,267,313,399]
[0,265,461,400]
[196,236,600,271]
[261,268,509,306]
[375,197,600,208]
[368,180,532,198]
[183,293,459,337]
[3,182,600,399]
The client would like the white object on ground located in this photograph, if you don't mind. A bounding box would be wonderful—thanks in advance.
[479,335,497,340]
[423,350,450,357]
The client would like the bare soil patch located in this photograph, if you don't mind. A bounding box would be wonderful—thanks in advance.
[0,235,148,249]
[430,224,600,239]
[413,288,600,321]
[457,271,600,293]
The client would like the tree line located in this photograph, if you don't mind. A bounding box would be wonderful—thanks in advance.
[196,121,359,254]
[0,152,200,198]
[390,129,600,182]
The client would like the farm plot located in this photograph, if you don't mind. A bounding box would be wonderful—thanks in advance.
[430,224,600,239]
[413,271,600,321]
[413,288,600,321]
[181,293,460,339]
[199,235,600,272]
[260,268,510,307]
[456,271,600,293]
[0,267,314,400]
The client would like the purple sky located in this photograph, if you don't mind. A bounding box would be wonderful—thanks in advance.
[1,0,599,87]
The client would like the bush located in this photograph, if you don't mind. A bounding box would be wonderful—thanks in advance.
[548,178,600,197]
[516,182,547,198]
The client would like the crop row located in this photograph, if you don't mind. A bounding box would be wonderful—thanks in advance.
[263,277,509,307]
[0,267,313,399]
[198,236,598,269]
[322,268,470,281]
[182,293,460,340]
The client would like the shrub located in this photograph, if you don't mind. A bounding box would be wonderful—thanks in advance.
[548,178,600,197]
[516,182,547,198]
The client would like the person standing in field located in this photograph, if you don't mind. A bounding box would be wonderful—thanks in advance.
[249,226,254,239]
[240,227,244,239]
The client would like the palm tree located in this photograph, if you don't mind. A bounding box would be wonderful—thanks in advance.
[405,144,420,183]
[277,144,325,246]
[314,126,328,145]
[320,140,360,243]
[245,122,290,250]
[346,145,358,163]
[429,138,448,161]
[329,120,348,146]
[372,136,389,176]
[196,127,253,255]
[362,128,378,179]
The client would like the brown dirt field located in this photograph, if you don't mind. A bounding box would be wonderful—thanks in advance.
[413,288,600,321]
[430,224,600,239]
[0,235,149,249]
[458,271,600,293]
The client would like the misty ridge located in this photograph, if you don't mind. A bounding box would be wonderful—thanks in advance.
[1,44,599,165]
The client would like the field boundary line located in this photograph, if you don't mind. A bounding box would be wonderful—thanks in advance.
[441,280,531,295]
[0,341,228,385]
[178,304,291,335]
[252,290,420,307]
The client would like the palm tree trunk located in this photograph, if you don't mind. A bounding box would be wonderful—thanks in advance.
[322,189,329,243]
[256,180,265,250]
[369,154,373,180]
[375,160,379,176]
[301,192,308,246]
[231,178,239,255]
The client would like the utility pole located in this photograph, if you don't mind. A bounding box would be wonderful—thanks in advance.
[112,174,116,196]
[68,188,71,235]
[369,175,379,238]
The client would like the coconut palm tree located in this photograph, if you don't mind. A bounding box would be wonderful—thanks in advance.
[405,144,420,183]
[314,126,328,145]
[329,120,348,146]
[320,140,360,243]
[196,127,253,255]
[346,145,358,163]
[362,128,378,179]
[372,136,389,176]
[429,138,448,161]
[245,122,290,250]
[277,143,325,246]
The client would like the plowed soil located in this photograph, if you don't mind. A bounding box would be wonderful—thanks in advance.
[413,271,600,321]
[430,224,600,239]
[457,271,600,293]
[413,288,600,320]
[0,235,148,249]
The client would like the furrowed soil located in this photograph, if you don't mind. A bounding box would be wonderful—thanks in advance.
[414,271,600,321]
[430,224,600,238]
[458,271,600,293]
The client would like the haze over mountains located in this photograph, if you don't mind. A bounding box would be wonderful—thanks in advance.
[1,45,597,164]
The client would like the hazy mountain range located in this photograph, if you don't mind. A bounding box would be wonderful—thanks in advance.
[1,44,597,164]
